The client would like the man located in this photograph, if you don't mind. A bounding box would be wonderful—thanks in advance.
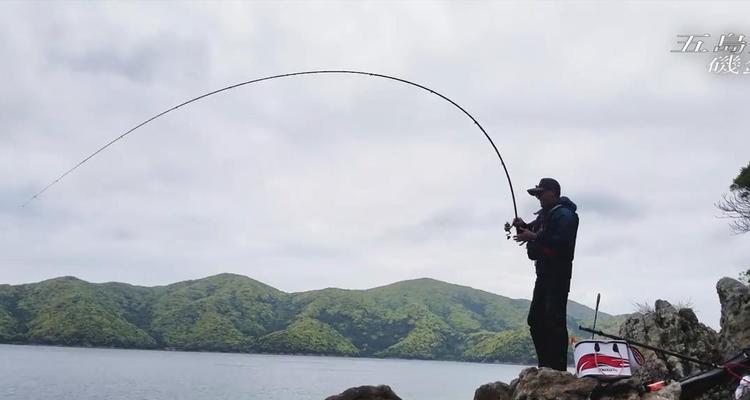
[512,177,579,371]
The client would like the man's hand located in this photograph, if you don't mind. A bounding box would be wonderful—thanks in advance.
[513,227,537,243]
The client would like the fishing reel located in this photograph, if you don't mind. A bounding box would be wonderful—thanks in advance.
[504,221,512,240]
[504,220,526,246]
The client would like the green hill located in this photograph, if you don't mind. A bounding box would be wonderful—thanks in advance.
[149,273,289,351]
[0,274,624,363]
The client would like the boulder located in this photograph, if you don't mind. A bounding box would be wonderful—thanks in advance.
[324,385,402,400]
[474,381,512,400]
[508,367,598,399]
[497,367,676,400]
[717,277,750,358]
[618,300,721,381]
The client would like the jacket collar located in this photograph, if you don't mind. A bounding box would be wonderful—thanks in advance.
[534,203,563,215]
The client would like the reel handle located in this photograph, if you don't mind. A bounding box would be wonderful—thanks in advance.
[504,222,512,239]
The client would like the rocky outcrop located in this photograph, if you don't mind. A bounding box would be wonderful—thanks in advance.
[324,385,402,400]
[465,293,739,400]
[508,368,599,399]
[472,368,680,400]
[328,369,682,400]
[474,381,512,400]
[618,300,722,381]
[717,277,750,358]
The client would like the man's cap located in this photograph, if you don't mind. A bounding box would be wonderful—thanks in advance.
[527,178,561,196]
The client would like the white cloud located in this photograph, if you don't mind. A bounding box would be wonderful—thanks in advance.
[1,1,748,329]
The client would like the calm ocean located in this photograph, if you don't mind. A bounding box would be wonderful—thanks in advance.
[0,344,529,400]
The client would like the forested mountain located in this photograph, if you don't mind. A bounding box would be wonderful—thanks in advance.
[0,274,624,363]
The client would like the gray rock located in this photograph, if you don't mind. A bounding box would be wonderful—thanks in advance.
[509,367,599,399]
[585,377,646,400]
[473,367,680,400]
[324,385,402,400]
[717,277,750,358]
[474,381,512,400]
[618,300,721,382]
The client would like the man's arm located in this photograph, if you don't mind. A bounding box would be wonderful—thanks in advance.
[513,217,537,230]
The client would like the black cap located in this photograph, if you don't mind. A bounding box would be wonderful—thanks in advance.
[527,178,561,196]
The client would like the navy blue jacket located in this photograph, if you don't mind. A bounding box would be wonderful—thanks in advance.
[525,196,579,284]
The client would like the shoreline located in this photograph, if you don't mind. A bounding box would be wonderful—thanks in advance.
[0,342,539,367]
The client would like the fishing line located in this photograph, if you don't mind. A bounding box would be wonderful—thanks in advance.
[22,70,518,224]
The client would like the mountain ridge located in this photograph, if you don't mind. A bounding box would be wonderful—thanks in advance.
[0,273,625,363]
[26,274,613,310]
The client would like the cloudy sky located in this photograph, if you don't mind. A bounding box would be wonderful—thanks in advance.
[1,1,748,329]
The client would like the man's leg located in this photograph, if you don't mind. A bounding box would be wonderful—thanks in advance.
[543,285,569,371]
[527,278,548,368]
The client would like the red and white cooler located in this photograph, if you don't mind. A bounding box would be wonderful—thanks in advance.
[574,340,645,379]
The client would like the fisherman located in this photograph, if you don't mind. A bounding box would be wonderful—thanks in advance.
[512,177,579,371]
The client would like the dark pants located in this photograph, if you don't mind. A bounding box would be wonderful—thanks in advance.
[527,277,569,371]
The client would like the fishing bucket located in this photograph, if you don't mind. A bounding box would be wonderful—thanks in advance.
[574,340,644,379]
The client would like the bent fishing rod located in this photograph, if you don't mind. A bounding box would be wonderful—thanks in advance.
[22,70,519,236]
